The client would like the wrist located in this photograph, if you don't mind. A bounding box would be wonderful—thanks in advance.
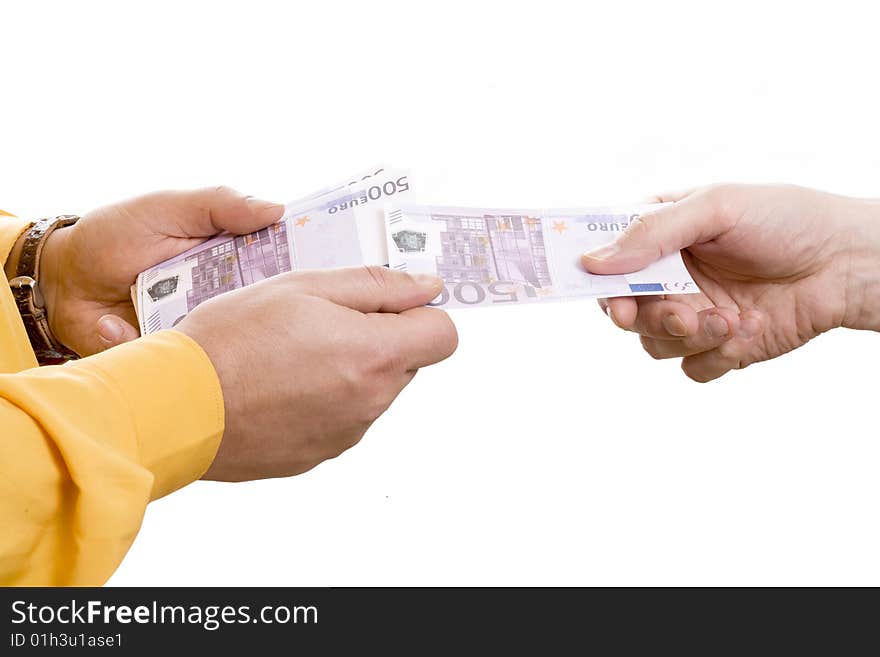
[841,198,880,331]
[38,224,74,345]
[6,215,80,362]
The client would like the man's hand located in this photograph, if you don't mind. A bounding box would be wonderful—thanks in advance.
[175,266,458,482]
[39,187,284,356]
[582,184,880,382]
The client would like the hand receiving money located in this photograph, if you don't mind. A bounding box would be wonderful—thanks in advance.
[581,184,880,382]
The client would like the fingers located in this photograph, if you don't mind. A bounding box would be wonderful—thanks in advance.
[601,297,639,329]
[290,267,456,370]
[680,311,765,382]
[602,295,741,352]
[599,292,762,381]
[373,306,459,370]
[639,307,742,358]
[288,266,444,314]
[581,186,737,275]
[96,314,140,351]
[131,186,285,238]
[628,298,703,338]
[603,296,699,337]
[637,302,739,341]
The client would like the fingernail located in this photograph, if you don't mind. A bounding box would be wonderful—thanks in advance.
[662,313,688,337]
[412,274,443,291]
[246,196,284,214]
[739,317,762,339]
[98,315,123,342]
[704,313,729,339]
[605,305,619,327]
[583,242,620,260]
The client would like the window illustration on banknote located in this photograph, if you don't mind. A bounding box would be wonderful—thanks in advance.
[433,213,551,288]
[185,223,292,311]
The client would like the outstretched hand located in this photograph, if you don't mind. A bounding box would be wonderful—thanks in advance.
[582,184,880,382]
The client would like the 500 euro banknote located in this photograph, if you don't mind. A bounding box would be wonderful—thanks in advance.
[135,166,412,335]
[384,204,698,308]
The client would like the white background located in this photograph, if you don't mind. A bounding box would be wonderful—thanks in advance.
[3,1,879,586]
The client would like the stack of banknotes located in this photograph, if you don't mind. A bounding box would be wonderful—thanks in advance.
[134,165,698,335]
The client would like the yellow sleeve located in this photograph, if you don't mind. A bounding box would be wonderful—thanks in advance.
[0,331,224,586]
[0,215,36,372]
[0,212,225,586]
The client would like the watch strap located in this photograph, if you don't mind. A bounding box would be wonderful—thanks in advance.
[10,215,80,363]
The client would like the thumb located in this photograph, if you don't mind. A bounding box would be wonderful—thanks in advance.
[96,314,140,350]
[581,189,731,275]
[287,266,444,313]
[186,186,285,236]
[132,186,285,239]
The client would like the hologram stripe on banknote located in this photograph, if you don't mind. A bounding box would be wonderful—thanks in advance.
[385,204,698,308]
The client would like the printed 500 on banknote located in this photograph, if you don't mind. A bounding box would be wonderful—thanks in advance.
[385,204,698,308]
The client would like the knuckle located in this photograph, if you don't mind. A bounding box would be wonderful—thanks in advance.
[340,376,381,425]
[350,344,404,424]
[681,360,713,383]
[348,377,392,424]
[433,311,459,358]
[346,432,366,451]
[366,338,400,375]
[211,184,238,199]
[619,214,651,243]
[363,395,392,424]
[717,340,741,360]
[279,269,303,284]
[361,265,389,290]
[679,334,703,351]
[280,269,313,293]
[701,183,741,221]
[640,336,665,360]
[344,346,399,412]
[702,182,734,200]
[339,368,363,400]
[335,430,367,455]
